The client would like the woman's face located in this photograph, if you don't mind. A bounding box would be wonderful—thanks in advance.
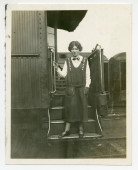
[71,45,80,57]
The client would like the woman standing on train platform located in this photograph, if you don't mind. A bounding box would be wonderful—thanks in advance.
[55,41,91,138]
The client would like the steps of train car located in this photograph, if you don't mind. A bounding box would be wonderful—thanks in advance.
[42,81,105,140]
[42,90,103,140]
[40,89,126,141]
[44,118,96,135]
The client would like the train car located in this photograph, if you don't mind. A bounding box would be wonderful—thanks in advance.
[10,10,126,159]
[109,52,126,108]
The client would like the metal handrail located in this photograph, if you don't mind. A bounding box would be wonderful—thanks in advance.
[47,47,56,137]
[49,47,56,94]
[99,46,104,92]
[47,108,51,136]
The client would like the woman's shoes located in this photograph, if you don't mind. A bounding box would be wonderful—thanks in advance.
[58,131,70,138]
[58,130,84,138]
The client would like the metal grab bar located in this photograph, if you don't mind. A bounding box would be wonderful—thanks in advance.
[47,108,51,136]
[99,46,104,93]
[47,47,56,137]
[49,47,56,94]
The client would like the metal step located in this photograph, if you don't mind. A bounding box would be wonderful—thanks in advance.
[48,119,96,135]
[51,119,95,124]
[48,133,102,140]
[51,105,92,110]
[106,113,126,118]
[50,106,64,110]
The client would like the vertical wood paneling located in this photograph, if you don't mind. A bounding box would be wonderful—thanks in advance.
[11,57,41,108]
[11,11,50,108]
[12,11,39,54]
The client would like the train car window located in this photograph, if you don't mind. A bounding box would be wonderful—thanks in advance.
[121,61,126,90]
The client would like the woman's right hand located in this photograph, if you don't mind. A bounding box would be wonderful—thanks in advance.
[53,61,59,70]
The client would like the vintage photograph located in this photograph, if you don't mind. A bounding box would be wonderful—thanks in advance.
[6,4,131,164]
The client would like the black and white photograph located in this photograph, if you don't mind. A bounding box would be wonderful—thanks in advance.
[5,4,131,164]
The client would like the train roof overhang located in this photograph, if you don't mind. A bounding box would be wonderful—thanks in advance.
[47,10,87,32]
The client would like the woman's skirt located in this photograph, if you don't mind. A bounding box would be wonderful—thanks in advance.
[64,86,88,123]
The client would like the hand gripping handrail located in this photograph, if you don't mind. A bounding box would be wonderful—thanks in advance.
[49,47,56,94]
[47,47,56,137]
